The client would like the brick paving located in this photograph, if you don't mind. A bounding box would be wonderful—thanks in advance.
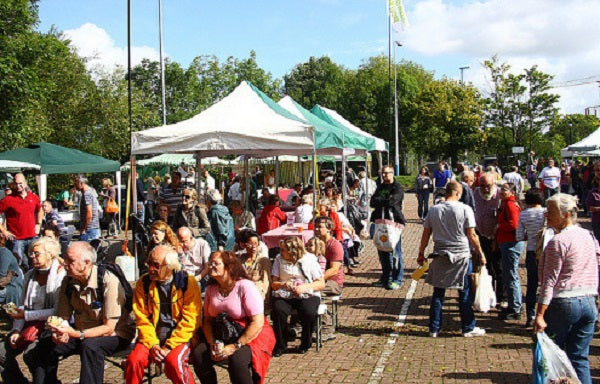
[4,192,600,383]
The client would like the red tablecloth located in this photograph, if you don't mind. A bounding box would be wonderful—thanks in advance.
[261,223,311,249]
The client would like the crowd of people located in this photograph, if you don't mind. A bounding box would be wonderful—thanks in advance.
[0,155,597,384]
[414,158,599,384]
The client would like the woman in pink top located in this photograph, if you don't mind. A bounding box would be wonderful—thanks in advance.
[534,193,599,384]
[191,251,275,384]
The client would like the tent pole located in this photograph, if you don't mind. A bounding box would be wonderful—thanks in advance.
[116,171,122,227]
[195,152,202,201]
[275,156,280,195]
[298,156,302,185]
[37,174,47,201]
[341,133,348,218]
[365,154,371,225]
[312,129,318,222]
[244,157,250,211]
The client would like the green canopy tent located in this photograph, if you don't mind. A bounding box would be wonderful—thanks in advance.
[0,142,121,202]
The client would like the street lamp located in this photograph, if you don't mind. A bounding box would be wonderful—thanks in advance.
[393,42,402,176]
[459,66,470,84]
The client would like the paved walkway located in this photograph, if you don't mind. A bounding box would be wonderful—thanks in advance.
[4,192,599,383]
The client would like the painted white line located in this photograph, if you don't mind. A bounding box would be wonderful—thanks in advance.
[368,279,418,384]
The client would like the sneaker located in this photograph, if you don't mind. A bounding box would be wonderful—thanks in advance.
[463,327,486,337]
[525,317,534,328]
[322,332,337,342]
[372,281,386,288]
[429,332,438,338]
[386,282,401,290]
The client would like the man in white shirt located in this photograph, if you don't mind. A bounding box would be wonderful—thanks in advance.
[502,166,525,196]
[202,170,215,193]
[358,171,377,203]
[177,227,210,285]
[227,176,242,202]
[538,159,561,199]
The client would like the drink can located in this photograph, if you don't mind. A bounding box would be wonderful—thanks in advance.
[214,340,224,354]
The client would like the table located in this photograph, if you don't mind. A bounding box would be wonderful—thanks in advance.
[58,210,80,225]
[261,223,311,249]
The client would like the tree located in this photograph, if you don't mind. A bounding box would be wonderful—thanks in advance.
[283,56,348,110]
[409,78,484,164]
[548,114,600,145]
[483,56,559,163]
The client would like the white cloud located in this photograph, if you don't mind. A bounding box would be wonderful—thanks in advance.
[63,23,160,73]
[403,0,600,114]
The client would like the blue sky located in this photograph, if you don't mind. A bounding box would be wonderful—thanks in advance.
[38,0,600,114]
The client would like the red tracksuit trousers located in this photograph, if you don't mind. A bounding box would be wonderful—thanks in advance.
[125,342,194,384]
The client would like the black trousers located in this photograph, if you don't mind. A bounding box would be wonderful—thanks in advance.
[0,335,40,384]
[191,333,256,384]
[30,334,130,384]
[477,232,505,303]
[271,296,320,351]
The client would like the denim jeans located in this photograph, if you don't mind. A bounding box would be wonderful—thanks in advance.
[371,223,403,284]
[525,251,538,319]
[500,241,524,313]
[429,259,475,333]
[544,296,598,384]
[79,228,100,242]
[417,190,430,219]
[7,237,37,270]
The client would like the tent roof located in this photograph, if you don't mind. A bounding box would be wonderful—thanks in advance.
[311,104,388,152]
[567,125,600,152]
[0,143,120,174]
[278,96,373,152]
[132,81,319,156]
[0,160,41,172]
[121,153,236,170]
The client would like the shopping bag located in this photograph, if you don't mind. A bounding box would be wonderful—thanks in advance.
[472,266,496,313]
[372,209,403,252]
[106,198,119,214]
[532,332,581,384]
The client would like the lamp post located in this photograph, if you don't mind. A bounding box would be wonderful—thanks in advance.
[393,42,402,176]
[459,66,470,84]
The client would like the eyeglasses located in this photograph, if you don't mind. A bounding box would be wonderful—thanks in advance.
[183,195,192,200]
[480,183,492,188]
[208,261,223,267]
[145,261,167,270]
[30,251,46,258]
[382,172,393,175]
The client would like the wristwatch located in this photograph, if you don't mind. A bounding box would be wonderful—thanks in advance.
[234,341,243,350]
[79,331,85,341]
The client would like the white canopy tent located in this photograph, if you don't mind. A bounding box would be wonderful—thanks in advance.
[562,125,600,157]
[0,160,41,172]
[132,81,315,157]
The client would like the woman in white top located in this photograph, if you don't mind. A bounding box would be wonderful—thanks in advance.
[0,237,66,384]
[294,194,313,224]
[271,236,324,356]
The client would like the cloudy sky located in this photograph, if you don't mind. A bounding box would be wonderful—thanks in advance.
[38,0,600,114]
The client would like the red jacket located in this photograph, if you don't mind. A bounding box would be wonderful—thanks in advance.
[497,195,521,243]
[257,205,286,235]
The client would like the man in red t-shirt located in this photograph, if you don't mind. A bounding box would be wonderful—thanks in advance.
[0,173,43,270]
[314,216,343,340]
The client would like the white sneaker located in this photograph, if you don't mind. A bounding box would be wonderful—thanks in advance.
[463,327,486,337]
[429,332,438,338]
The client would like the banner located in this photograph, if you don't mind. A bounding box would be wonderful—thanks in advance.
[388,0,409,43]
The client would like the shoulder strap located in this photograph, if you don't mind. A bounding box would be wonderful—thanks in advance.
[142,274,152,296]
[96,264,106,305]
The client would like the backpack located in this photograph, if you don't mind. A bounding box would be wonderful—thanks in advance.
[66,263,134,313]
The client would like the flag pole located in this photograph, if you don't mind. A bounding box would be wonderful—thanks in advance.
[388,3,393,171]
[159,0,167,126]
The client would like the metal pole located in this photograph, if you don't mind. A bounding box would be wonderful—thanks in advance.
[394,43,400,176]
[388,11,393,176]
[244,157,250,211]
[275,156,280,195]
[159,0,167,125]
[341,133,347,218]
[127,0,138,269]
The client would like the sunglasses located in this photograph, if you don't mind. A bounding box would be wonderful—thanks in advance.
[183,195,192,200]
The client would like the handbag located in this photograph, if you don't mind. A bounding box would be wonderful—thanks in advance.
[372,208,403,252]
[212,312,245,344]
[14,321,46,351]
[106,198,119,214]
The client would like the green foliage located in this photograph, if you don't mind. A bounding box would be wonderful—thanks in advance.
[548,114,600,146]
[483,55,559,163]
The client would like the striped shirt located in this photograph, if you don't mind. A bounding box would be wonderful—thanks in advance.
[538,225,599,305]
[516,207,546,252]
[158,184,183,219]
[44,210,67,235]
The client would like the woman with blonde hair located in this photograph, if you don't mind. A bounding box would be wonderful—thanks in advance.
[99,178,118,235]
[270,236,324,356]
[0,237,65,383]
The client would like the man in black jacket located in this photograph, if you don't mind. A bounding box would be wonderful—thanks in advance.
[370,165,406,290]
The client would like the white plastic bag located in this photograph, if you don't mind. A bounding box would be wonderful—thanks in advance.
[472,266,496,313]
[535,332,581,384]
[372,209,403,252]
